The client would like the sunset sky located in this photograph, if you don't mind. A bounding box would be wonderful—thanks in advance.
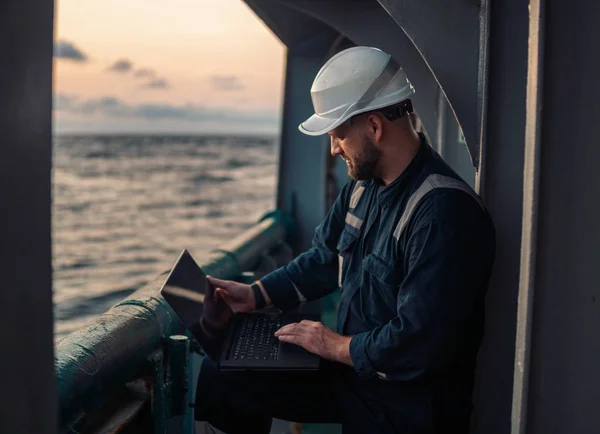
[53,0,286,134]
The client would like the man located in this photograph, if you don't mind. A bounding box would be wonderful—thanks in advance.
[194,46,496,433]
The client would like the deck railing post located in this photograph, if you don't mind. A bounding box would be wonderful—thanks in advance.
[166,335,191,418]
[149,350,167,433]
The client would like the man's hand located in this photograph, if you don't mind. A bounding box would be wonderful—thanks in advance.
[202,277,232,330]
[206,276,256,313]
[274,320,353,366]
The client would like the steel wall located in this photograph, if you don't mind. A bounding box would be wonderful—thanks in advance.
[0,0,57,432]
[522,2,600,433]
[471,0,529,432]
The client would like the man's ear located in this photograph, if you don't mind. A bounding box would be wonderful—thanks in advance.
[367,113,384,143]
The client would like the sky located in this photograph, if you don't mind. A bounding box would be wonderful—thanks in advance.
[53,0,286,135]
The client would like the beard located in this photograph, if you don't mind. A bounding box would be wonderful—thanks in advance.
[346,135,382,180]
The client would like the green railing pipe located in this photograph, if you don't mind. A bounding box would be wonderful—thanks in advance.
[54,210,291,429]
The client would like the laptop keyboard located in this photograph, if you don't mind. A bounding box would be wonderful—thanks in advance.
[232,315,281,361]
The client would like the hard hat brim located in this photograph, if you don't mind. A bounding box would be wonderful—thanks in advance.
[298,113,346,136]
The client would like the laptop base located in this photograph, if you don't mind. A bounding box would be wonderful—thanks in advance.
[218,312,320,371]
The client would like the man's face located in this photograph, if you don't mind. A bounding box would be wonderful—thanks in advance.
[328,119,382,181]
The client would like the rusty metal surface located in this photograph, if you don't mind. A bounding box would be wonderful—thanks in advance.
[79,380,150,434]
[56,277,175,429]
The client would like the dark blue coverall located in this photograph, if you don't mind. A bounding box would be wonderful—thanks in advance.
[195,136,496,434]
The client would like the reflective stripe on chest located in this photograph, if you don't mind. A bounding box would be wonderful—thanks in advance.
[338,175,483,287]
[392,174,484,240]
[339,181,365,286]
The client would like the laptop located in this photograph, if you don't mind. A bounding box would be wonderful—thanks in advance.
[160,249,320,371]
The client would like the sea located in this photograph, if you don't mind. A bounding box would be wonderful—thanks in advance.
[52,135,278,339]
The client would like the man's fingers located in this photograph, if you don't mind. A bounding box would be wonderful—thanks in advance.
[206,276,233,289]
[276,320,323,335]
[218,288,248,313]
[215,287,228,301]
[275,322,317,337]
[206,277,230,299]
[277,334,318,356]
[299,320,319,326]
[275,322,301,336]
[277,334,302,345]
[216,288,236,308]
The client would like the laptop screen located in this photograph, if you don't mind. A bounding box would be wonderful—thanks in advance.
[160,249,208,329]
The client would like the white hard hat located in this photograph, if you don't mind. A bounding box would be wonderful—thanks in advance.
[299,46,415,136]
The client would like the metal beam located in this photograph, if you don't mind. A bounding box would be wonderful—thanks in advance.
[471,1,530,433]
[274,31,338,252]
[512,0,544,432]
[0,1,57,433]
[249,0,447,154]
[523,2,600,433]
[377,0,489,168]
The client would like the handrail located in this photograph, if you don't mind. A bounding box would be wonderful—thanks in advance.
[54,210,291,428]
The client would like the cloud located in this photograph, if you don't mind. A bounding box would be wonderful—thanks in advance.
[142,78,169,89]
[54,41,87,62]
[53,93,78,111]
[79,96,123,114]
[107,59,133,73]
[211,75,244,92]
[53,92,277,125]
[134,68,156,78]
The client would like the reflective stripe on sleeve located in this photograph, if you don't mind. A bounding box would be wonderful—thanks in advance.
[291,279,307,303]
[393,174,484,241]
[345,212,363,230]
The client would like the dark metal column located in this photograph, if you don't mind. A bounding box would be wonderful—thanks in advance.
[523,2,600,433]
[0,1,57,433]
[512,0,544,432]
[471,0,529,433]
[276,33,337,252]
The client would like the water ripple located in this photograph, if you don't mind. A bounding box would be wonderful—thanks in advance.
[53,134,277,338]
